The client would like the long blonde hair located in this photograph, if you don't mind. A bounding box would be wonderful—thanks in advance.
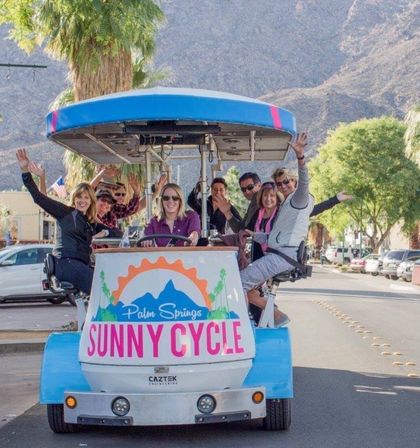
[158,183,186,221]
[70,182,97,223]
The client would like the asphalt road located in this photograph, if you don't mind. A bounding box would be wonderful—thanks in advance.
[0,301,77,331]
[0,266,419,447]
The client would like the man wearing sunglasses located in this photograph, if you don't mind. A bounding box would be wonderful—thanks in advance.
[214,172,262,232]
[187,177,242,234]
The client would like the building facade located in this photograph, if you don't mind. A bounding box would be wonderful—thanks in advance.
[0,191,55,244]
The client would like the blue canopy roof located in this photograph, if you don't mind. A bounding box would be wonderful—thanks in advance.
[46,87,296,163]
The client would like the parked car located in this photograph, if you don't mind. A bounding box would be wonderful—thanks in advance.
[382,249,420,280]
[0,244,67,304]
[365,253,387,276]
[325,246,354,264]
[396,257,420,282]
[350,254,379,273]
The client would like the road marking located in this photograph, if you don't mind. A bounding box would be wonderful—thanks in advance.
[315,290,419,378]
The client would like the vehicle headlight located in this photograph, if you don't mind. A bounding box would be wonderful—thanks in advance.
[197,394,216,414]
[111,396,130,416]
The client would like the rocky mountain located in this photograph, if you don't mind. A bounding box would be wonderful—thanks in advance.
[0,0,419,190]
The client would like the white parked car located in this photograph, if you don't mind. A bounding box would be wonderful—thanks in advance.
[325,246,354,264]
[0,244,66,304]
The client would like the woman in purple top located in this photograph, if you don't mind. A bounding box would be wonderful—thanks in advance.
[143,183,201,247]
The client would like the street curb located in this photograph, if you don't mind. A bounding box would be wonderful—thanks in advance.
[0,340,45,355]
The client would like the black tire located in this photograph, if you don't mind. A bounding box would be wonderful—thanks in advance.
[47,296,66,305]
[384,274,390,279]
[391,275,398,281]
[263,398,291,431]
[371,272,378,276]
[47,404,79,433]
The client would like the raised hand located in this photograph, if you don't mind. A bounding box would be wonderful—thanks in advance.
[128,173,141,195]
[16,148,30,172]
[213,195,232,215]
[104,165,120,178]
[155,173,168,194]
[28,161,45,178]
[289,132,308,160]
[337,192,354,202]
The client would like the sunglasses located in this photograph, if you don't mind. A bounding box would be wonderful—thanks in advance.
[162,195,180,202]
[276,179,291,187]
[114,192,126,197]
[240,184,255,193]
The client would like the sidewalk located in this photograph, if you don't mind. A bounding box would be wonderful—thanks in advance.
[0,322,77,355]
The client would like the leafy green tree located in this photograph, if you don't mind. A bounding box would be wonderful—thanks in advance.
[309,117,420,251]
[404,105,420,248]
[404,105,420,168]
[225,166,248,216]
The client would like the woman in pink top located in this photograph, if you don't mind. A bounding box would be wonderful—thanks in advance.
[246,181,284,260]
[143,183,201,247]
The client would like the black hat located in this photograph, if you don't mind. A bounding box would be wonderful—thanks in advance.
[95,189,116,204]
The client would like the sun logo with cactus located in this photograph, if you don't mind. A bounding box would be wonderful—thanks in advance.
[93,257,239,322]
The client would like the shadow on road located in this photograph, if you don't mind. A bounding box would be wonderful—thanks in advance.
[0,367,419,448]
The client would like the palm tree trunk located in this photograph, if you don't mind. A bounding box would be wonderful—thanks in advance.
[71,48,133,102]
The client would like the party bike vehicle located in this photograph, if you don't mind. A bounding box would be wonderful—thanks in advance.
[40,87,305,433]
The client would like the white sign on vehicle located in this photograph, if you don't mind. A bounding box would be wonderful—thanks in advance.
[79,251,255,366]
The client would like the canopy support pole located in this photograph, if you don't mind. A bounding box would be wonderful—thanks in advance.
[145,147,153,221]
[200,144,208,237]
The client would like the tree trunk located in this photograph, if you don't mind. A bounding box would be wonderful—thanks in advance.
[71,48,133,102]
[409,223,420,249]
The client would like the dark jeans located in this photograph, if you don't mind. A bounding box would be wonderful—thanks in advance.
[55,257,94,295]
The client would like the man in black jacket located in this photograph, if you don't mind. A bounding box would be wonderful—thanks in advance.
[187,177,242,234]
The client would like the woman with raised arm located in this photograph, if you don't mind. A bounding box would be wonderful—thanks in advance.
[143,183,201,247]
[16,148,121,295]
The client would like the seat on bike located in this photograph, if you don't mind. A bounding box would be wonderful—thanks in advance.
[270,242,312,285]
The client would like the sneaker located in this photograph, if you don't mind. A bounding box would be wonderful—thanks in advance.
[274,310,290,327]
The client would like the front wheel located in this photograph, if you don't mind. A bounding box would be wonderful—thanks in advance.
[47,404,79,433]
[263,398,291,431]
[391,275,398,281]
[371,272,379,276]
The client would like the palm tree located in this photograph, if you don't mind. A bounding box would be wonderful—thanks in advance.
[1,0,164,101]
[1,0,164,186]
